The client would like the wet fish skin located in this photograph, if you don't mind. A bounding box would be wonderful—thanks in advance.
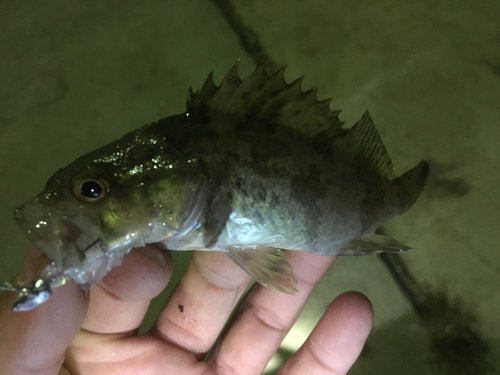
[8,62,429,309]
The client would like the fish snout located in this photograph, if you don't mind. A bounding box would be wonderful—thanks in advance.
[14,198,52,243]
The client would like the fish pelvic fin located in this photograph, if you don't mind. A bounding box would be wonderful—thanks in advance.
[336,234,412,256]
[186,61,345,139]
[394,159,430,213]
[226,246,298,294]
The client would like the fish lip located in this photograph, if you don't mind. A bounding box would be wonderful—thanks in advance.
[14,197,114,286]
[14,198,52,246]
[15,197,84,253]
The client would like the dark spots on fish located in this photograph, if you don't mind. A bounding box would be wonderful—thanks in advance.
[230,119,293,166]
[308,164,328,198]
[250,137,292,166]
[224,150,241,165]
[269,162,289,176]
[289,167,322,241]
[167,114,220,150]
[243,117,279,136]
[311,135,334,162]
[228,127,240,138]
[251,210,265,225]
[195,115,212,126]
[178,304,184,313]
[268,191,281,209]
[235,178,266,201]
[256,185,266,201]
[188,117,219,141]
[202,128,219,142]
[290,164,328,205]
[250,144,263,165]
[290,165,327,202]
[290,176,304,202]
[305,215,320,242]
[242,180,267,201]
[263,120,278,135]
[233,118,256,136]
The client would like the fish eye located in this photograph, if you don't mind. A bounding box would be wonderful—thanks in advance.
[74,178,109,202]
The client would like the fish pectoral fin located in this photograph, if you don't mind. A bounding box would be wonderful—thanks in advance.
[336,234,412,256]
[226,246,298,294]
[202,191,233,248]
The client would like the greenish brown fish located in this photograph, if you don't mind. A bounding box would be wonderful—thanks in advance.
[0,62,429,311]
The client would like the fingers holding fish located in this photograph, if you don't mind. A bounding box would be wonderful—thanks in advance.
[205,251,336,374]
[153,250,252,356]
[80,245,172,335]
[278,291,373,375]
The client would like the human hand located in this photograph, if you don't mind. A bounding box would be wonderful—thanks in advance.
[0,244,373,375]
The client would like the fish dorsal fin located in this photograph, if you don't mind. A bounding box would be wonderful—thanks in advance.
[341,110,394,178]
[186,61,345,138]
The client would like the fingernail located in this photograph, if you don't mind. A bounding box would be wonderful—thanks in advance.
[137,246,168,268]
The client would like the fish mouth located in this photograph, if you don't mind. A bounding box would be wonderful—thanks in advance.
[14,198,121,286]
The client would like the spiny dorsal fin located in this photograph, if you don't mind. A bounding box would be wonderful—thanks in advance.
[343,110,394,178]
[186,61,345,138]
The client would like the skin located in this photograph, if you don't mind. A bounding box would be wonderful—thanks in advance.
[0,244,373,375]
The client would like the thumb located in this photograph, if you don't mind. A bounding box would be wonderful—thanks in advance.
[0,245,88,375]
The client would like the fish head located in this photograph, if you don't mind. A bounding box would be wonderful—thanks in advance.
[14,163,141,287]
[14,137,207,288]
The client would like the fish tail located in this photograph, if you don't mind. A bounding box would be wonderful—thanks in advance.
[394,160,430,213]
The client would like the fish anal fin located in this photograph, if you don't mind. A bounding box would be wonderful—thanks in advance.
[226,246,298,294]
[336,234,411,256]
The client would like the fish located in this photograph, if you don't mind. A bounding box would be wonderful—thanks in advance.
[0,62,429,311]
